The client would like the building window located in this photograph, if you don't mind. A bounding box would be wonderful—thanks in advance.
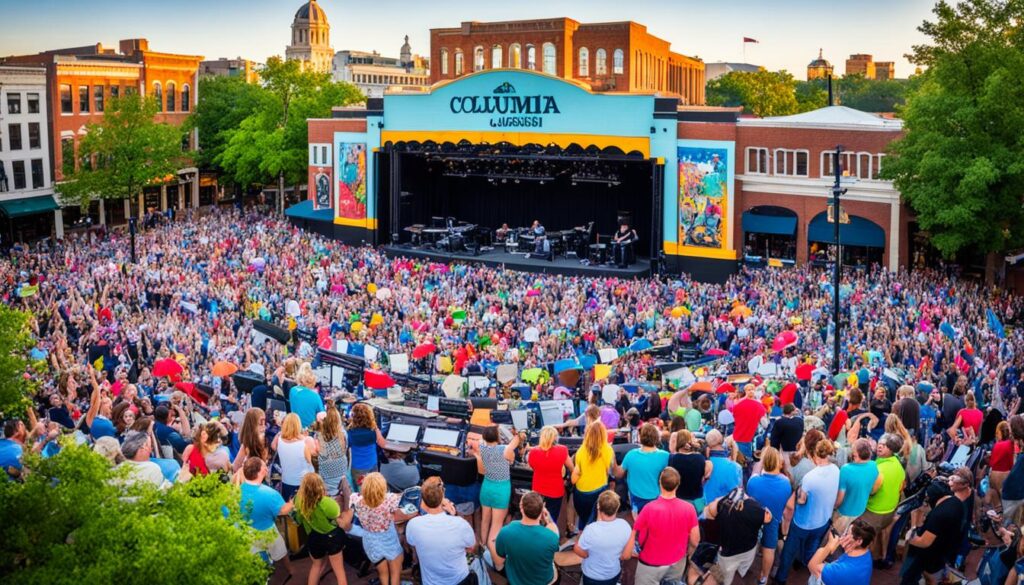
[181,84,190,112]
[440,48,449,75]
[166,82,176,113]
[454,50,464,75]
[110,85,119,101]
[30,159,43,189]
[28,123,40,149]
[491,45,503,69]
[8,124,21,150]
[542,43,556,75]
[526,45,536,70]
[509,44,521,68]
[578,47,589,77]
[94,85,104,113]
[774,149,809,177]
[27,93,39,114]
[12,161,26,190]
[746,147,769,174]
[60,84,72,114]
[613,49,624,74]
[0,163,7,192]
[474,46,485,71]
[7,93,20,114]
[153,82,163,112]
[595,49,607,75]
[78,86,90,113]
[61,138,74,177]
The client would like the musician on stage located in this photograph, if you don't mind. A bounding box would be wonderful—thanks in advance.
[611,221,638,268]
[531,220,547,254]
[496,223,511,242]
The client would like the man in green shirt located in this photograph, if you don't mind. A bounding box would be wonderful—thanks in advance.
[493,491,560,585]
[863,433,906,563]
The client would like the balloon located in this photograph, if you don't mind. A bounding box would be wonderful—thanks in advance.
[367,283,378,295]
[351,321,364,333]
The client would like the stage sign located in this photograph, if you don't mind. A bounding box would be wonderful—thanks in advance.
[337,143,367,220]
[677,144,734,258]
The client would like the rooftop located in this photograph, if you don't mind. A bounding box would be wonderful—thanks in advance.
[739,105,903,130]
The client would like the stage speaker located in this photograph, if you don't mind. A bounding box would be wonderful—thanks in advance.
[418,450,479,486]
[232,371,266,394]
[253,320,291,344]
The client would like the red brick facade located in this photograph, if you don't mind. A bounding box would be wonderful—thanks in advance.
[430,19,704,105]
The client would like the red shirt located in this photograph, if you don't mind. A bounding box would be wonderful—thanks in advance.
[528,445,568,498]
[634,496,697,566]
[992,439,1014,473]
[732,398,767,442]
[957,408,984,436]
[827,410,849,441]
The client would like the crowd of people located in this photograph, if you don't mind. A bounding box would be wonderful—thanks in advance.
[4,208,1024,585]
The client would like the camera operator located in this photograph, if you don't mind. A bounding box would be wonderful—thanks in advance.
[899,478,965,585]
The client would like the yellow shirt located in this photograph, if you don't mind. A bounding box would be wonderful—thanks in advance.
[574,442,614,492]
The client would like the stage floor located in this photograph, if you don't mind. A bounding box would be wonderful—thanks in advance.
[381,245,652,278]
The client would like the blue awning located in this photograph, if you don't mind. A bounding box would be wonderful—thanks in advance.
[807,212,885,248]
[742,211,797,236]
[284,200,334,222]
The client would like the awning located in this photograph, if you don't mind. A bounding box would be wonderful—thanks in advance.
[742,211,797,236]
[0,195,60,219]
[807,212,885,248]
[284,199,334,222]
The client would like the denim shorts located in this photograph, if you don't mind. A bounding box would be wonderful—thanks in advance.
[760,516,781,550]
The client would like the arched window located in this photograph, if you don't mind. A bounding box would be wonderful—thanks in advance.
[152,82,163,112]
[578,47,589,76]
[596,49,607,75]
[440,48,449,75]
[166,82,176,112]
[509,44,521,68]
[613,49,624,74]
[181,84,190,112]
[526,45,537,70]
[542,43,556,75]
[491,45,503,69]
[474,46,485,71]
[455,49,464,75]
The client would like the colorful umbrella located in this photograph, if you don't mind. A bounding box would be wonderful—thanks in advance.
[715,382,736,395]
[451,308,467,321]
[521,368,547,384]
[629,338,653,352]
[688,381,713,393]
[705,348,729,357]
[771,330,798,352]
[364,369,397,390]
[211,361,238,377]
[153,358,184,378]
[412,342,437,359]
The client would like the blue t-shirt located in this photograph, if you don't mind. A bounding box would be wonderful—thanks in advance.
[705,453,743,504]
[837,461,879,517]
[621,448,670,500]
[794,464,840,530]
[89,415,117,440]
[821,551,873,585]
[349,427,379,471]
[154,421,190,453]
[1003,453,1024,501]
[0,438,24,478]
[289,386,325,429]
[240,482,286,531]
[747,472,792,522]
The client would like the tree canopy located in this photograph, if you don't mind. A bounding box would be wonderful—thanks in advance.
[882,0,1024,280]
[214,57,363,193]
[185,76,265,185]
[0,443,268,584]
[706,70,802,117]
[0,305,37,420]
[56,95,188,209]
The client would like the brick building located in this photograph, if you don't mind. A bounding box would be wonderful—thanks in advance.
[201,57,260,84]
[874,61,895,80]
[430,18,705,105]
[2,39,203,232]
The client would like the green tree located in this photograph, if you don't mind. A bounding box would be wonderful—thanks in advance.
[794,79,828,112]
[881,0,1024,283]
[56,95,188,209]
[186,75,264,186]
[217,57,363,212]
[705,70,801,117]
[0,443,268,584]
[835,74,909,112]
[0,306,36,419]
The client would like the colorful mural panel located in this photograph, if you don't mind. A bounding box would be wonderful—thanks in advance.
[678,146,729,251]
[337,143,367,220]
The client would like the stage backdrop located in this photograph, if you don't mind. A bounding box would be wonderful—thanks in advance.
[674,140,736,260]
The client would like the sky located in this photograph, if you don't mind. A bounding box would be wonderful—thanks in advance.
[0,0,937,80]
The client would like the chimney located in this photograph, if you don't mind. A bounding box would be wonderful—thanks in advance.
[119,38,149,56]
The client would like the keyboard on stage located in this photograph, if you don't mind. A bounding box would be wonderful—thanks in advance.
[438,397,471,419]
[364,398,443,420]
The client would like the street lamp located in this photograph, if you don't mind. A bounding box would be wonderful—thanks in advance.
[128,217,137,264]
[831,146,848,375]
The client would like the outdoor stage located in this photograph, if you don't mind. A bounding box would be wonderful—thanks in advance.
[381,244,652,278]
